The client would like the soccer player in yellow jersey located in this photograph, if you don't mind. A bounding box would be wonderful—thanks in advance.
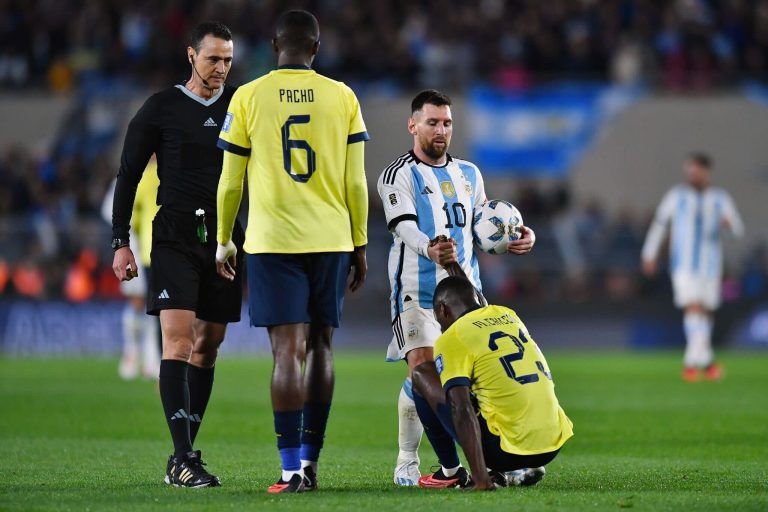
[429,276,573,490]
[101,158,160,380]
[215,10,368,493]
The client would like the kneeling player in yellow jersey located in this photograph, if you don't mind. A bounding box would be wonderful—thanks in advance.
[428,276,573,490]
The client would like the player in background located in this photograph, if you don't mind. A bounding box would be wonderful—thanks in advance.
[377,90,536,487]
[215,10,368,493]
[102,158,160,380]
[112,22,244,488]
[642,153,744,381]
[426,276,573,490]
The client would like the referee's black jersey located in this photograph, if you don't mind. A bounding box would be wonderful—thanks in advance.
[112,84,237,240]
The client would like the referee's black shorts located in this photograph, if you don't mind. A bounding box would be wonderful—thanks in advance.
[147,207,244,324]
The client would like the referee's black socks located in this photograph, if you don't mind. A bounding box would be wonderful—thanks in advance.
[187,364,215,445]
[159,359,193,457]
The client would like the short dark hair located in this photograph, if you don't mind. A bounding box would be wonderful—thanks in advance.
[433,276,478,310]
[688,152,712,169]
[189,21,232,52]
[275,10,320,55]
[411,89,452,115]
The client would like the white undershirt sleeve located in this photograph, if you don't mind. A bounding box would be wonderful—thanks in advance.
[642,189,676,262]
[394,220,432,261]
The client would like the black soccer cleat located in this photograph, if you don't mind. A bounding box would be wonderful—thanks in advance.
[488,469,509,488]
[163,455,174,485]
[168,450,221,488]
[267,473,305,493]
[302,466,317,491]
[506,466,546,486]
[418,466,471,489]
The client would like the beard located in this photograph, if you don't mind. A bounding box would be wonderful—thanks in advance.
[420,139,449,160]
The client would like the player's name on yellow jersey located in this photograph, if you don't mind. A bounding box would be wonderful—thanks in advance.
[468,312,517,328]
[279,88,314,103]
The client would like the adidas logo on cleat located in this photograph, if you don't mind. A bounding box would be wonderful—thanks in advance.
[203,117,217,127]
[178,467,194,484]
[158,289,170,299]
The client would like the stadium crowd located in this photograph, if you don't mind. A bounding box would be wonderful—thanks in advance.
[2,0,768,304]
[2,0,768,91]
[2,144,767,304]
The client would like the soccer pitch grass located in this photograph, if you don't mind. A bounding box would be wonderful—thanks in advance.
[2,352,767,511]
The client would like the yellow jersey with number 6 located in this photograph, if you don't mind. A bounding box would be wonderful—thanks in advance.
[434,304,573,455]
[217,66,369,254]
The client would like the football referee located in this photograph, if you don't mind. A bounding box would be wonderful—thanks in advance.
[111,21,244,488]
[215,10,369,493]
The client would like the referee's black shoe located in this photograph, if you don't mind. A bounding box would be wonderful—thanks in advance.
[163,455,174,485]
[167,450,221,488]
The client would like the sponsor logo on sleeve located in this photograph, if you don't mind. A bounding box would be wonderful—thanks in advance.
[386,190,402,211]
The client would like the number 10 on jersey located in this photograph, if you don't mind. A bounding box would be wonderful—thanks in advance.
[281,115,316,183]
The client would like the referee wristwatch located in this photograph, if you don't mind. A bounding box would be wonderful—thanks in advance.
[111,238,129,251]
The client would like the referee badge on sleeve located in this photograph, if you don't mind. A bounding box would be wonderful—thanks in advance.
[435,355,444,375]
[222,112,234,133]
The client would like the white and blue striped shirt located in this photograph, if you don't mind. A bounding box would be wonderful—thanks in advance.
[377,151,487,317]
[642,184,744,278]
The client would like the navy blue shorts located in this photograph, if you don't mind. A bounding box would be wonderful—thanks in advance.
[246,252,352,328]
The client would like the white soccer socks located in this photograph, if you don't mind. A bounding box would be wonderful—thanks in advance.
[141,315,160,379]
[394,379,423,485]
[683,311,713,368]
[119,305,142,379]
[397,378,423,462]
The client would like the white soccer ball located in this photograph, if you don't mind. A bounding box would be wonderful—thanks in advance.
[472,200,524,255]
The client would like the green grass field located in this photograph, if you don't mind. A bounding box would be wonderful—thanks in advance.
[2,352,767,511]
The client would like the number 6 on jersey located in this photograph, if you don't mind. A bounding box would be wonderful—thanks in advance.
[281,114,316,183]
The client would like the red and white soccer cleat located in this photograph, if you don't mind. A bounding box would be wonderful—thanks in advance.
[417,467,470,489]
[682,367,701,382]
[704,363,724,381]
[267,473,305,493]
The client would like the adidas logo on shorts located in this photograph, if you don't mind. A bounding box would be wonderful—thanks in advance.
[158,289,170,299]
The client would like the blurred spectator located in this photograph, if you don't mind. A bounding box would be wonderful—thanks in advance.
[2,0,768,306]
[2,0,768,91]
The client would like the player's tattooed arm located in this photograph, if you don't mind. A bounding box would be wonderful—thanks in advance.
[447,385,495,491]
[430,235,487,306]
[428,235,459,268]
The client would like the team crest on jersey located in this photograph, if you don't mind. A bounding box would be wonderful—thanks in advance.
[435,355,444,375]
[385,190,401,211]
[222,112,233,133]
[440,181,456,198]
[464,182,472,196]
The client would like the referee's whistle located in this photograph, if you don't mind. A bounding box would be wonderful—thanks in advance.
[195,208,208,244]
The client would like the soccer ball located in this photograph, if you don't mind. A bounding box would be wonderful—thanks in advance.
[472,200,524,254]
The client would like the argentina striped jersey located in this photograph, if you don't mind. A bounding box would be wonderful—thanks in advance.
[642,184,744,279]
[377,150,487,318]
